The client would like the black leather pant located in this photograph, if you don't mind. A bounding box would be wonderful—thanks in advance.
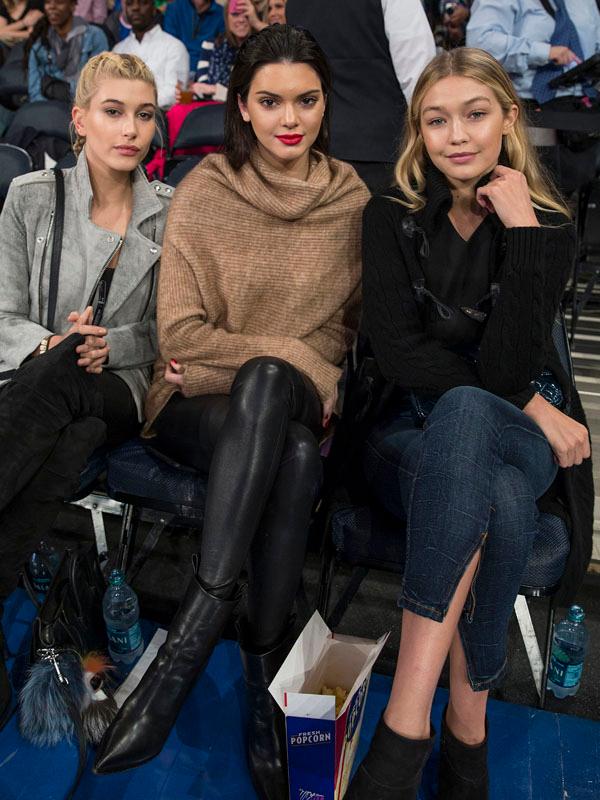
[0,334,139,599]
[154,356,323,650]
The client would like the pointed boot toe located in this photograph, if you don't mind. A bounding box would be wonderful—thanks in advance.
[93,717,156,774]
[93,570,236,774]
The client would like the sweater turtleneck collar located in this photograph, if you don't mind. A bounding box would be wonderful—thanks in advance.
[203,149,365,221]
[418,158,502,234]
[419,160,453,230]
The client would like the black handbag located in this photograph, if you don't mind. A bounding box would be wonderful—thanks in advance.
[41,75,72,103]
[19,546,112,800]
[22,545,108,661]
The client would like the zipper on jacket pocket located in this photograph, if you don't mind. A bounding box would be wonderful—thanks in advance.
[37,210,55,322]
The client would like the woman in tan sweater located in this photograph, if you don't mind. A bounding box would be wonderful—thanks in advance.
[95,24,370,797]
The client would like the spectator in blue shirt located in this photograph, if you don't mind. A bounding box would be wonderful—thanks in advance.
[164,0,225,75]
[467,0,600,101]
[187,0,251,101]
[25,0,108,102]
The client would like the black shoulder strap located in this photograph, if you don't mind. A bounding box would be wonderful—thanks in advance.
[539,0,556,18]
[46,167,65,332]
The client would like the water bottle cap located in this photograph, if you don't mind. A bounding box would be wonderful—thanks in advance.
[568,605,585,623]
[108,569,125,587]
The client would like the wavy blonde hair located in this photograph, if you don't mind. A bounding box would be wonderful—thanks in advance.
[395,47,570,217]
[72,52,157,156]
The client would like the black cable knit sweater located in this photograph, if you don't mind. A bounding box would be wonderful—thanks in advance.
[362,166,594,604]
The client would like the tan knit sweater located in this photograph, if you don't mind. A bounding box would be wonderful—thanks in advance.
[144,150,370,430]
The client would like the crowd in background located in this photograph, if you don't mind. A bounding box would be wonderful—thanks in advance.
[0,0,598,187]
[0,4,598,797]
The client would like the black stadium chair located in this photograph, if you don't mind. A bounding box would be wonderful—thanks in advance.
[0,61,28,107]
[54,150,77,170]
[164,156,202,187]
[171,102,225,152]
[164,103,225,186]
[151,107,168,151]
[316,312,576,710]
[105,439,208,581]
[6,100,72,143]
[0,143,32,201]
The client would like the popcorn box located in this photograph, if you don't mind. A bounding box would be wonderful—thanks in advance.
[269,611,389,800]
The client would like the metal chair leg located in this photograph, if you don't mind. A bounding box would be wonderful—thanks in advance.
[540,600,556,710]
[125,512,174,584]
[316,536,336,619]
[327,565,370,630]
[116,503,137,574]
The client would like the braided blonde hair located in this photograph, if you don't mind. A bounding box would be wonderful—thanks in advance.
[395,48,570,217]
[72,52,157,156]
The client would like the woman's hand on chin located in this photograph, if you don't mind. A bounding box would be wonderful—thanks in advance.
[523,392,590,468]
[475,165,540,229]
[165,359,185,387]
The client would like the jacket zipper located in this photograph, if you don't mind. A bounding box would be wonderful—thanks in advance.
[85,237,123,309]
[37,210,55,322]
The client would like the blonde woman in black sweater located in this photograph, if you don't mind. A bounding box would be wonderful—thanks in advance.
[347,48,593,800]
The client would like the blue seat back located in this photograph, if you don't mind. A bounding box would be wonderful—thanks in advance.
[106,437,207,524]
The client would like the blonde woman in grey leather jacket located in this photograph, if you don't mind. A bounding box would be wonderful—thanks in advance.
[0,51,172,725]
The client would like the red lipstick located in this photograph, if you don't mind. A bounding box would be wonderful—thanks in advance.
[276,134,304,146]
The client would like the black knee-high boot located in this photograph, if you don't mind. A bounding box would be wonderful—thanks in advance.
[93,560,237,774]
[239,621,295,800]
[0,335,94,512]
[0,414,106,727]
[0,416,107,600]
[345,716,436,800]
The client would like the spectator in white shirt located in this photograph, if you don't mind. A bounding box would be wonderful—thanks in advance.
[113,0,189,108]
[286,0,436,192]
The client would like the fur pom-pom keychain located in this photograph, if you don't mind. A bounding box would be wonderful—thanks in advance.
[81,652,117,745]
[19,649,116,747]
[19,648,85,747]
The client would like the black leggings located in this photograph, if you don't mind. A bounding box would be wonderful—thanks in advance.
[0,334,139,598]
[154,356,323,651]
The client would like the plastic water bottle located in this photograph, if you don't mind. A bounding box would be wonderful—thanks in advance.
[102,569,144,664]
[27,541,61,593]
[547,605,589,698]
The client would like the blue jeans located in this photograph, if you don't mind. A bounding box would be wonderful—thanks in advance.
[363,386,558,690]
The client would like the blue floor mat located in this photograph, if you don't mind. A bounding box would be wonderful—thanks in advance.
[0,589,598,800]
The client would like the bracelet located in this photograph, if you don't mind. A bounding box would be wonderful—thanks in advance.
[38,335,52,355]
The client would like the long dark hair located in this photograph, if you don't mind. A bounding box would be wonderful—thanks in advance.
[224,24,332,170]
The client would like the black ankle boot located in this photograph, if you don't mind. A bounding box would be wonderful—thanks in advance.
[93,563,237,774]
[345,715,435,800]
[0,624,11,729]
[438,705,488,800]
[239,624,295,800]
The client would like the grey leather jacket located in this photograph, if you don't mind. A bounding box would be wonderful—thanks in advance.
[0,152,173,419]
